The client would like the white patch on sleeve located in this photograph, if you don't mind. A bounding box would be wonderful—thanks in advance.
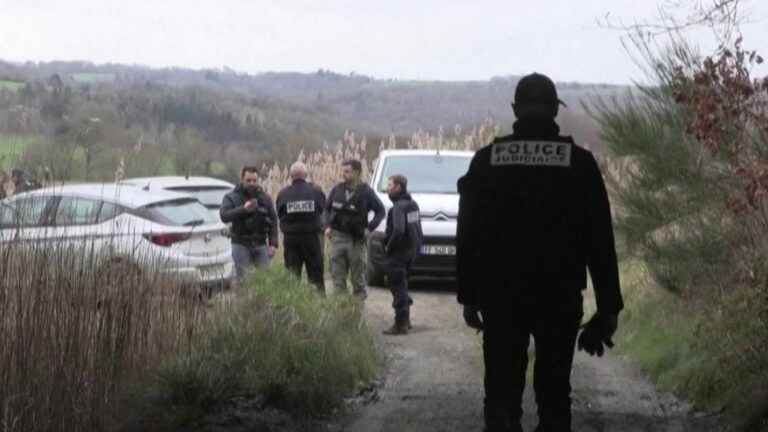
[406,210,420,224]
[491,141,571,167]
[287,200,315,213]
[332,201,343,209]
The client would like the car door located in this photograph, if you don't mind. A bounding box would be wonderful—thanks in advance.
[49,195,107,256]
[1,195,56,245]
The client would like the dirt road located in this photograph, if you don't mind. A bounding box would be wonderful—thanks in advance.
[342,282,722,432]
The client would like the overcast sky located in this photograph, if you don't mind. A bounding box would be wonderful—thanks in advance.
[1,0,766,84]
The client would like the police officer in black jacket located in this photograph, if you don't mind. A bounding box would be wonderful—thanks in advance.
[220,166,279,283]
[382,174,423,335]
[276,161,327,293]
[456,73,623,432]
[324,159,386,299]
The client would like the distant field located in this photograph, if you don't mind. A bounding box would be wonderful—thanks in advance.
[0,80,24,91]
[0,135,37,170]
[70,73,115,83]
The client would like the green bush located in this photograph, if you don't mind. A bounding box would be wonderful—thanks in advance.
[155,266,381,419]
[590,40,768,429]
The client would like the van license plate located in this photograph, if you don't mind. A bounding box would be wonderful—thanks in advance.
[420,245,456,256]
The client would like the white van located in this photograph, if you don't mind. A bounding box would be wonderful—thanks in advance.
[366,149,474,284]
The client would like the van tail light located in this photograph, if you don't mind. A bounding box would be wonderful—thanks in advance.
[143,233,190,247]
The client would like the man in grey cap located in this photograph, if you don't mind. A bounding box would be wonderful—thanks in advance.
[456,73,623,432]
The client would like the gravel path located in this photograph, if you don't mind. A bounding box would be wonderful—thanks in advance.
[341,281,722,432]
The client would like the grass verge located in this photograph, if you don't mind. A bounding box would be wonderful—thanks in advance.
[149,266,381,427]
[615,260,768,431]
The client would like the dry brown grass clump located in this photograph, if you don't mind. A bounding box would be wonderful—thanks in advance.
[0,242,202,432]
[259,123,497,197]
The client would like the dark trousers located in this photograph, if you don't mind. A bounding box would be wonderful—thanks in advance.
[481,300,582,432]
[385,259,413,323]
[284,232,324,292]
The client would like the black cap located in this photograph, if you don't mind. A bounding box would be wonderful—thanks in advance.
[513,73,567,114]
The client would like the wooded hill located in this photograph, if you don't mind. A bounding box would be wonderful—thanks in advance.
[0,59,627,181]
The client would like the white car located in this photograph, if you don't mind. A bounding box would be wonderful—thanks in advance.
[0,183,234,288]
[366,149,474,284]
[120,176,235,220]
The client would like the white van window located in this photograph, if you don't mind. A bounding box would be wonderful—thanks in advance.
[377,155,472,194]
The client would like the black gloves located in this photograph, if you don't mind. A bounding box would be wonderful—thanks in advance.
[577,312,618,357]
[463,305,484,332]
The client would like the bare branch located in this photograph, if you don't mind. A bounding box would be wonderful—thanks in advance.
[599,0,745,43]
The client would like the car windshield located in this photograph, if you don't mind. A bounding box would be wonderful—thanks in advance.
[139,198,219,226]
[165,186,232,208]
[377,155,472,194]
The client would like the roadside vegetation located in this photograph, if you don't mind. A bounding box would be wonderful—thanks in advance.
[0,242,202,432]
[0,240,382,432]
[146,267,381,429]
[590,35,768,430]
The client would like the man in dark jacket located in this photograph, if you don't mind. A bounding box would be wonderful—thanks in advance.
[382,174,423,335]
[276,161,326,293]
[456,73,623,432]
[220,166,279,283]
[324,159,386,299]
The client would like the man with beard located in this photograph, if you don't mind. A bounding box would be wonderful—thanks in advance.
[324,159,385,299]
[221,166,279,283]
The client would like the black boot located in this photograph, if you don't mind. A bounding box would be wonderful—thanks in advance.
[383,319,409,335]
[484,405,522,432]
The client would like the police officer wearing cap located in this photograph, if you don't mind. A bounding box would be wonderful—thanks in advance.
[456,73,623,432]
[276,161,327,293]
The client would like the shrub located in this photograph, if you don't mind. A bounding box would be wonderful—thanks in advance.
[589,37,768,423]
[154,266,381,420]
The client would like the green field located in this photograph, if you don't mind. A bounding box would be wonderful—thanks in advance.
[70,73,115,83]
[0,135,37,170]
[0,80,24,91]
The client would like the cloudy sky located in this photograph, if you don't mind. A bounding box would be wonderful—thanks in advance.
[1,0,766,84]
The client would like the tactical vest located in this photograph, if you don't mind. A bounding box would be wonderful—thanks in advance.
[229,190,273,244]
[328,184,367,238]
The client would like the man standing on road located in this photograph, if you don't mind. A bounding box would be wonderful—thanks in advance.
[276,161,327,294]
[325,159,385,300]
[382,174,423,335]
[457,73,623,432]
[220,166,279,284]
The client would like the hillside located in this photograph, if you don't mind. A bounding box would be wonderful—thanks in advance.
[0,60,627,143]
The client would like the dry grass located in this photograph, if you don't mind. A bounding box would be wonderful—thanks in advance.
[259,123,497,198]
[0,242,202,432]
